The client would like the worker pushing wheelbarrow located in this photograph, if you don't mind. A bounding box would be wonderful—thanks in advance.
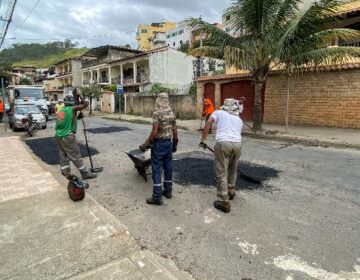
[127,93,179,206]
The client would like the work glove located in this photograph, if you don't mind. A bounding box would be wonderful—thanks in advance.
[172,138,178,153]
[199,139,207,150]
[139,140,151,152]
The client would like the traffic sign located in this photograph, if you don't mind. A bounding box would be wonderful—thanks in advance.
[117,84,124,94]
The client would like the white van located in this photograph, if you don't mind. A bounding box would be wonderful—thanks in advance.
[8,86,49,120]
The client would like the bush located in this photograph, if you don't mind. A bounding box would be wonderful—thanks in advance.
[149,83,171,95]
[188,82,197,96]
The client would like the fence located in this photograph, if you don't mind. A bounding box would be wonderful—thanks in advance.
[124,93,196,119]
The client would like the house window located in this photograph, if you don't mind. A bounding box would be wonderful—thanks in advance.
[166,34,171,39]
[178,30,184,35]
[180,40,183,45]
[141,29,147,33]
[173,42,176,47]
[226,15,230,21]
[172,33,176,37]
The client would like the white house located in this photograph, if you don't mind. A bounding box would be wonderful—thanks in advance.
[165,24,191,49]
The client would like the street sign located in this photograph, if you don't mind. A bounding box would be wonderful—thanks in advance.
[117,84,124,94]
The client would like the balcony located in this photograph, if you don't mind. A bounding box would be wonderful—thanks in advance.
[99,77,109,84]
[111,77,121,84]
[82,58,110,69]
[136,74,150,84]
[57,71,72,77]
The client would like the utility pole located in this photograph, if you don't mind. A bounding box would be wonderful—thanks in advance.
[1,77,7,131]
[0,0,17,49]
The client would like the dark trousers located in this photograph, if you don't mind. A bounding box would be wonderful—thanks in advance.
[151,139,173,201]
[0,112,3,123]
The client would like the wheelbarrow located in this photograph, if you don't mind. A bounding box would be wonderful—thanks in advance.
[126,149,152,181]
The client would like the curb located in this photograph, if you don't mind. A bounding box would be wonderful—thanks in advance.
[242,131,360,150]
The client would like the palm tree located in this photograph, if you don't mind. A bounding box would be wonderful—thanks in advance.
[278,0,360,132]
[185,0,360,131]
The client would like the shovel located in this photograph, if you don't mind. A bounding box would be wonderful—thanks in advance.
[81,118,103,173]
[201,144,261,184]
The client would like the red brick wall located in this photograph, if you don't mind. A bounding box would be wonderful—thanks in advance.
[264,70,360,128]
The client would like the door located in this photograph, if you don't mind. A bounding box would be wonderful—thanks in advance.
[204,82,215,108]
[221,81,255,122]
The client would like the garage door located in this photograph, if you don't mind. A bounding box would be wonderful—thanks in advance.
[221,81,255,121]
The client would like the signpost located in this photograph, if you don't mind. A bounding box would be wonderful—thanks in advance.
[116,84,124,114]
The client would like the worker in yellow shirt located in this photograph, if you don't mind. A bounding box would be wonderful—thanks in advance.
[55,100,65,116]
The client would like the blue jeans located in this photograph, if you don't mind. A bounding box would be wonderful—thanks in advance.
[151,139,173,201]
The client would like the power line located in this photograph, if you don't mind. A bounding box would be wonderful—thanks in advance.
[8,30,136,41]
[0,0,17,49]
[12,0,40,32]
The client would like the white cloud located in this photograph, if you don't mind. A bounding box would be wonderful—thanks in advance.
[4,0,231,49]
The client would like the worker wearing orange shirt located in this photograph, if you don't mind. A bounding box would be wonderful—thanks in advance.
[0,99,4,123]
[203,98,215,122]
[202,98,215,132]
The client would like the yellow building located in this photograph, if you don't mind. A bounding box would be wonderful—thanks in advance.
[136,21,176,51]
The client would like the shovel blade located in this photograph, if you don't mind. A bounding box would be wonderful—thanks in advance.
[91,167,104,173]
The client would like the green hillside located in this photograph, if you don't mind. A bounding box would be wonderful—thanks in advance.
[0,41,88,69]
[13,48,88,68]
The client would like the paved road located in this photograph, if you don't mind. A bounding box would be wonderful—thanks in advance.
[24,117,360,280]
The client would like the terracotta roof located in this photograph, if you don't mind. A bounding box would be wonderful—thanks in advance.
[336,0,360,16]
[197,62,360,82]
[197,72,252,82]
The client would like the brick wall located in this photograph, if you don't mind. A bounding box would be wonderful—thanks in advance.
[264,70,360,128]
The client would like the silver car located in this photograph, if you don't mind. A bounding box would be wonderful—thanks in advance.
[9,105,47,131]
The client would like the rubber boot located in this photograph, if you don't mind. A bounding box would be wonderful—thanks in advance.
[162,191,172,199]
[81,170,97,180]
[146,197,163,205]
[214,200,231,213]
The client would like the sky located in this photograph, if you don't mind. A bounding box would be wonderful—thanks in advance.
[4,0,231,49]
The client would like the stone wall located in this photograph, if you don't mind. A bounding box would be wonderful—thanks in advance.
[125,93,196,119]
[264,70,360,128]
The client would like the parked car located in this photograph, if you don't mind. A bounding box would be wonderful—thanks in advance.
[8,105,47,131]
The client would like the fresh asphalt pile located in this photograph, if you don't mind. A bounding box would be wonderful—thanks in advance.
[26,137,99,165]
[173,151,279,191]
[86,126,132,134]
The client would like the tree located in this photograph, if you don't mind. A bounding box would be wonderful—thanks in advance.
[19,77,32,85]
[185,0,360,131]
[81,85,101,115]
[278,1,360,132]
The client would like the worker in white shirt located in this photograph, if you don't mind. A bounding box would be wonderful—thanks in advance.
[200,98,244,213]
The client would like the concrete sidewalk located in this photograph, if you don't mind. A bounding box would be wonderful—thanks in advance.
[97,113,360,149]
[0,136,194,280]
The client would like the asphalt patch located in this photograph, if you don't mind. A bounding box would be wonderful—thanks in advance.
[26,137,99,165]
[86,126,131,134]
[173,152,279,191]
